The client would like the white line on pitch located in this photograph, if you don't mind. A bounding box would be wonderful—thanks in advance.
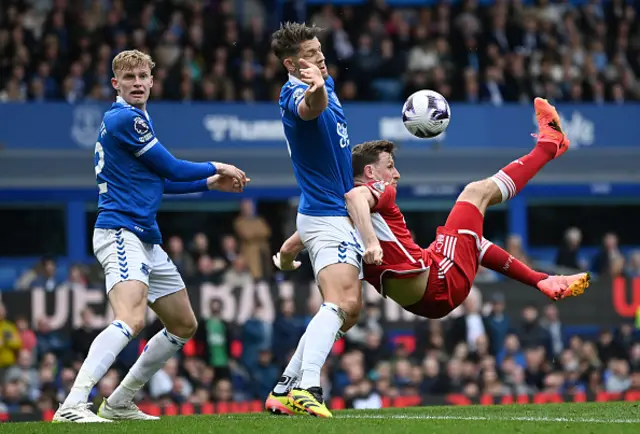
[337,414,640,424]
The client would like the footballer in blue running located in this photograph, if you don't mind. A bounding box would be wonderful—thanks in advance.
[265,22,366,418]
[54,50,248,424]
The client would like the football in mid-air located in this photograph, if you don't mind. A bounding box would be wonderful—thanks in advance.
[402,90,451,138]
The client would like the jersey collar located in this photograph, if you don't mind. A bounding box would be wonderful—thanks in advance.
[116,96,150,121]
[288,74,308,87]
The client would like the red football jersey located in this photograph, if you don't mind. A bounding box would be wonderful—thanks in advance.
[360,180,432,293]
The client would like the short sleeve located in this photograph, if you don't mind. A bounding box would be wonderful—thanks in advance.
[365,181,396,213]
[112,110,158,157]
[281,84,308,119]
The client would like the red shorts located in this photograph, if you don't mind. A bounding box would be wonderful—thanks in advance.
[405,201,484,319]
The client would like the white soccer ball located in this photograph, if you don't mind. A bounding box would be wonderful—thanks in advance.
[402,90,451,138]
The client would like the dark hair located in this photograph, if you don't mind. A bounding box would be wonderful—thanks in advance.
[352,140,397,177]
[271,22,323,60]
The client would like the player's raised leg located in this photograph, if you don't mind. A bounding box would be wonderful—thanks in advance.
[451,97,588,299]
[54,235,152,423]
[98,247,196,421]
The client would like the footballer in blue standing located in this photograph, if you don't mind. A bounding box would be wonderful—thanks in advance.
[53,50,249,423]
[265,23,381,418]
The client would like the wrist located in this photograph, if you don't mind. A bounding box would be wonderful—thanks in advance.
[206,175,218,191]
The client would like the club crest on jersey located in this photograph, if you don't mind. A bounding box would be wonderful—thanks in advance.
[134,116,150,136]
[293,87,305,104]
[435,234,445,253]
[372,181,386,193]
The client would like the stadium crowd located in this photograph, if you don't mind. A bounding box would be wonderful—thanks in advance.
[0,0,639,104]
[0,289,639,413]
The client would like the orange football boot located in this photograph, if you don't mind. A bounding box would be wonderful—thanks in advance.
[537,272,590,301]
[533,97,570,158]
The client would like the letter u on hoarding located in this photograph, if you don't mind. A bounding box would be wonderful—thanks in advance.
[612,276,640,317]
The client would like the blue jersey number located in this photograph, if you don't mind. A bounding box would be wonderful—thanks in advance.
[95,142,107,194]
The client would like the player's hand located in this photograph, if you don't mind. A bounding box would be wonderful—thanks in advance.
[299,59,325,93]
[208,174,251,193]
[212,162,248,187]
[273,252,301,271]
[363,243,383,266]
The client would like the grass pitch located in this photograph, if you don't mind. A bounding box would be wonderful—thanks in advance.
[2,402,638,433]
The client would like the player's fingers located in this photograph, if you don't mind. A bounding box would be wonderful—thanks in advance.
[272,254,282,269]
[293,261,301,269]
[308,83,317,93]
[299,58,311,68]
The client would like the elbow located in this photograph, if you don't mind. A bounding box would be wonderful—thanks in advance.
[344,190,360,209]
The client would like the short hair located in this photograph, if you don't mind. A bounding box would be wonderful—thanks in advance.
[112,50,155,76]
[352,140,397,177]
[271,22,323,60]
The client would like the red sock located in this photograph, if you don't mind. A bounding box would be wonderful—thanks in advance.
[479,238,548,287]
[490,141,556,202]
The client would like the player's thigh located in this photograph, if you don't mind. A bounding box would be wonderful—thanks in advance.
[93,228,152,334]
[455,179,496,216]
[148,246,196,338]
[384,272,429,307]
[297,214,364,317]
[317,263,362,318]
[442,200,485,244]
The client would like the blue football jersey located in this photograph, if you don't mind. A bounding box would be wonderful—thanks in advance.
[280,75,353,217]
[94,97,165,244]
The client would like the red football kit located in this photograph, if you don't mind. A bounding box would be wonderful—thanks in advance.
[361,180,485,319]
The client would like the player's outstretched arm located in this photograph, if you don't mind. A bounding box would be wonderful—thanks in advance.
[273,231,304,271]
[345,186,383,265]
[297,59,328,121]
[163,174,250,195]
[137,141,216,182]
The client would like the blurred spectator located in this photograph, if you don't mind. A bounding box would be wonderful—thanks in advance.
[69,308,99,363]
[4,349,39,401]
[251,349,279,400]
[223,254,253,289]
[233,199,272,281]
[34,318,66,360]
[15,257,59,291]
[485,293,511,355]
[517,305,550,351]
[592,232,624,276]
[241,307,272,371]
[13,317,36,354]
[556,227,583,270]
[167,235,196,278]
[271,299,304,366]
[0,302,22,370]
[196,300,232,379]
[540,304,565,358]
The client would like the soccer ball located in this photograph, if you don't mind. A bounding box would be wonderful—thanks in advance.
[402,90,451,138]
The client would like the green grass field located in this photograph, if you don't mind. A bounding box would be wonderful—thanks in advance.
[2,402,639,433]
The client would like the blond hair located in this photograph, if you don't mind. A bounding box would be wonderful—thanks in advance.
[112,50,156,75]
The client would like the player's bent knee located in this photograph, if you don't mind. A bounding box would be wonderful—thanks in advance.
[116,316,146,336]
[338,296,361,321]
[457,180,494,211]
[108,280,149,335]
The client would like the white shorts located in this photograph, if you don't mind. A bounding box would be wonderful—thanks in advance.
[297,213,364,280]
[93,228,185,303]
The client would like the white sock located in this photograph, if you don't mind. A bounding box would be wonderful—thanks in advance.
[273,333,306,394]
[299,302,344,389]
[490,170,516,202]
[107,328,189,407]
[63,320,133,407]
